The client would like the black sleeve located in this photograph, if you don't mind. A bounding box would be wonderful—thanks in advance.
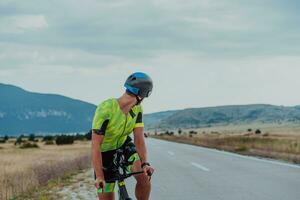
[93,119,109,135]
[136,112,143,124]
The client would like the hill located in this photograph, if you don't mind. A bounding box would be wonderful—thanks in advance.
[0,83,96,135]
[149,104,300,129]
[1,83,300,134]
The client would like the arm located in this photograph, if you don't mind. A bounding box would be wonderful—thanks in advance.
[133,127,148,164]
[91,131,105,180]
[91,101,111,188]
[134,127,154,178]
[91,131,106,188]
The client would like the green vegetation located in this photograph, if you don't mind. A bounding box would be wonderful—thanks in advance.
[85,130,92,140]
[14,135,24,145]
[255,129,262,134]
[20,142,39,149]
[178,129,182,134]
[55,135,74,145]
[44,140,55,145]
[43,135,54,141]
[28,134,36,142]
[3,132,92,147]
[4,135,9,141]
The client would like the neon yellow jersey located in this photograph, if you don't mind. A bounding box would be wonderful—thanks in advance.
[92,98,144,152]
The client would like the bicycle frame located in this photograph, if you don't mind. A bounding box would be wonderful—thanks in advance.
[118,179,130,200]
[104,149,144,200]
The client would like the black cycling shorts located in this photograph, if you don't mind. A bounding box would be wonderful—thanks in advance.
[94,137,140,183]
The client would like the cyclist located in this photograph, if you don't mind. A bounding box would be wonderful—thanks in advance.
[92,72,155,200]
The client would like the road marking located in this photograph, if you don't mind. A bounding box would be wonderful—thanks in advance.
[167,151,175,156]
[190,162,210,172]
[201,148,300,169]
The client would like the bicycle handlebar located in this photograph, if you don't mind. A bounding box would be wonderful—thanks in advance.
[105,171,144,183]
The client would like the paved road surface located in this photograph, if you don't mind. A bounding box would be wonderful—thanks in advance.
[57,138,300,200]
[123,138,300,200]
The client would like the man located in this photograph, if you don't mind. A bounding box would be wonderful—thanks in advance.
[92,72,154,200]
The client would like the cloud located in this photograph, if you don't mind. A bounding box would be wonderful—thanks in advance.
[0,14,48,33]
[0,42,122,69]
[0,0,300,112]
[0,0,299,59]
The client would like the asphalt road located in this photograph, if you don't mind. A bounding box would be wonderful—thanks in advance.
[124,138,300,200]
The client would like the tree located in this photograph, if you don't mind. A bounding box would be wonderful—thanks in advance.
[4,135,9,141]
[15,135,23,145]
[255,129,262,134]
[74,133,85,141]
[28,134,35,142]
[56,135,74,145]
[85,130,92,140]
[178,129,182,135]
[43,135,54,141]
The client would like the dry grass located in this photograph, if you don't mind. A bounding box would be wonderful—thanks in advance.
[153,132,300,164]
[0,140,91,200]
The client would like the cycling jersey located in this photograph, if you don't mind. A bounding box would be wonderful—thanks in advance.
[92,98,144,152]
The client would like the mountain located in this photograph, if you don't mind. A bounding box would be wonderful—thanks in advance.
[144,110,178,129]
[0,83,96,135]
[147,104,300,129]
[1,83,300,135]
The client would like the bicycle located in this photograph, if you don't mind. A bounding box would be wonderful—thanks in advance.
[100,148,150,200]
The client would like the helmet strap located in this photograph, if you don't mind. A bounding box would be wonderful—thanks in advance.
[135,96,143,105]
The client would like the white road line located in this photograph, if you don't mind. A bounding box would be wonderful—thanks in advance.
[152,138,300,170]
[167,151,175,156]
[200,147,300,170]
[190,162,210,172]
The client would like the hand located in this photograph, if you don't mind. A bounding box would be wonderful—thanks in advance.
[142,165,154,180]
[95,177,106,189]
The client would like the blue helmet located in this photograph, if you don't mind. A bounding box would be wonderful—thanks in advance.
[124,72,153,98]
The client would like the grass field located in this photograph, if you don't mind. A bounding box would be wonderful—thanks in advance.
[152,124,300,164]
[0,140,91,200]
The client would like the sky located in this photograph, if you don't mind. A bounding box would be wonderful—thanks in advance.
[1,0,300,113]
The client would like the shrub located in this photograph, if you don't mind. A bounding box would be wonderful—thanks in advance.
[44,140,55,145]
[178,129,182,134]
[4,135,9,141]
[164,131,175,136]
[247,128,252,132]
[20,142,39,149]
[235,146,248,152]
[85,130,92,140]
[263,133,269,137]
[28,134,35,142]
[15,136,24,145]
[0,139,6,143]
[43,135,54,141]
[164,131,174,136]
[255,129,262,134]
[56,135,74,145]
[74,133,86,141]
